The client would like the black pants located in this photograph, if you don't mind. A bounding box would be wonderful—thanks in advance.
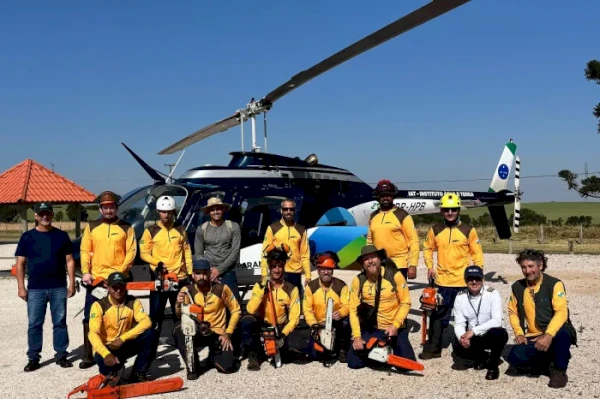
[149,277,189,333]
[306,317,350,360]
[452,327,508,368]
[172,321,236,374]
[93,328,156,376]
[240,315,291,362]
[425,285,465,353]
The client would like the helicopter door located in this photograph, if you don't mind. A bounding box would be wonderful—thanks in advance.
[238,196,289,247]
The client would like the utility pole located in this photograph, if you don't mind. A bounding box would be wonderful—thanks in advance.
[584,162,589,202]
[164,163,175,175]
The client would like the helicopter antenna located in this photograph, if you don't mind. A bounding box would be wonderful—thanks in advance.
[264,112,268,152]
[167,150,185,183]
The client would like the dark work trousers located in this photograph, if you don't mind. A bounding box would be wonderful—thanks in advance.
[172,321,236,374]
[218,269,241,303]
[240,315,291,362]
[284,272,303,312]
[93,328,156,376]
[425,285,465,353]
[347,327,416,369]
[306,317,350,360]
[399,268,408,280]
[452,327,508,368]
[508,326,572,371]
[149,277,189,333]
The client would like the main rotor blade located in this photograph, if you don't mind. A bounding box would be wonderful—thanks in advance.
[261,0,471,106]
[158,113,241,155]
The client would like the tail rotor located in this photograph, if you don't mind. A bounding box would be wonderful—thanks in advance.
[513,156,522,233]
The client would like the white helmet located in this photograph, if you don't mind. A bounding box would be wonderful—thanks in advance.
[156,195,176,211]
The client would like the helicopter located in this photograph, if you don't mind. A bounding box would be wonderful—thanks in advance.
[69,0,523,296]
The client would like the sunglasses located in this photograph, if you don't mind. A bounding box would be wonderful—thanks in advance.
[466,277,482,282]
[281,207,295,211]
[441,208,459,213]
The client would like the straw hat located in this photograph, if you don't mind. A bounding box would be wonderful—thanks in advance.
[201,197,231,214]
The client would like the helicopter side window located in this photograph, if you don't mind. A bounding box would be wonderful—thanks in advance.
[237,197,292,247]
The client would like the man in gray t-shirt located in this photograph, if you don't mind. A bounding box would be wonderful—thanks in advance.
[194,197,241,302]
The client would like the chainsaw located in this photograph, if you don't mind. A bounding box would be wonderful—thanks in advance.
[180,291,210,375]
[260,281,283,368]
[126,272,180,292]
[364,334,424,372]
[67,371,184,399]
[312,297,336,353]
[419,278,443,346]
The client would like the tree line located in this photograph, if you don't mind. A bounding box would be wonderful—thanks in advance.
[0,204,92,223]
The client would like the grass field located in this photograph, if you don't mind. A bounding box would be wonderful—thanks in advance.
[462,201,600,222]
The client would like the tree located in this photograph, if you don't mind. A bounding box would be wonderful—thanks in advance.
[54,210,64,222]
[558,170,600,199]
[66,204,88,222]
[585,59,600,133]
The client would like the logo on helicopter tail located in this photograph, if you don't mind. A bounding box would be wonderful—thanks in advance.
[498,164,509,180]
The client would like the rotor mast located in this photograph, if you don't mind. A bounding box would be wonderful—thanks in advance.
[237,98,271,153]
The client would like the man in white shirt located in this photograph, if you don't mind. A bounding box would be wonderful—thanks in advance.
[452,265,508,380]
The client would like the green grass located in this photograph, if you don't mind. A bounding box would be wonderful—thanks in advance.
[461,201,600,223]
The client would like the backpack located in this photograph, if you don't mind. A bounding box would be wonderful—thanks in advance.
[201,220,233,240]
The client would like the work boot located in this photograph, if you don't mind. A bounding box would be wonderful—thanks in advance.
[485,368,500,380]
[24,359,41,372]
[548,369,568,388]
[247,351,261,371]
[56,356,73,368]
[338,349,347,363]
[79,323,95,369]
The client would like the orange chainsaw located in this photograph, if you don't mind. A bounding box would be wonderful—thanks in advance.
[260,281,283,368]
[419,278,443,346]
[364,335,424,372]
[67,372,184,399]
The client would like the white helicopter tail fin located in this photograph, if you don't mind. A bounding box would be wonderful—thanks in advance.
[488,139,517,193]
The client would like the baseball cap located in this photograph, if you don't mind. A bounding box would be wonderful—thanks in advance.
[464,265,484,280]
[192,259,210,272]
[107,272,127,287]
[34,202,53,213]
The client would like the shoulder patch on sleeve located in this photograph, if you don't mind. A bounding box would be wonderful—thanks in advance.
[487,287,495,292]
[458,289,467,295]
[557,291,565,298]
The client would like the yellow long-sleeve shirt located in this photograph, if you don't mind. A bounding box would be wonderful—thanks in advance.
[260,220,311,280]
[349,267,411,339]
[88,295,152,359]
[423,221,484,287]
[80,218,137,280]
[139,221,193,280]
[366,207,420,269]
[508,275,568,338]
[303,277,349,326]
[246,281,300,337]
[177,282,240,335]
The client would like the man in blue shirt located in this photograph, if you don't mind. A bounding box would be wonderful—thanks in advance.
[15,202,77,372]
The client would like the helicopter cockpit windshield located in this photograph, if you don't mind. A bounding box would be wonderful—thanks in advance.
[116,183,189,238]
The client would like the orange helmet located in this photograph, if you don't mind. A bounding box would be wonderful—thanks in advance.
[373,179,398,197]
[313,251,339,269]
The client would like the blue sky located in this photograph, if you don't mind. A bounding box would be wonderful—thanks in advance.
[1,0,599,203]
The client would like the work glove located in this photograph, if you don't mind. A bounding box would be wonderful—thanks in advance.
[156,262,165,276]
[276,334,286,349]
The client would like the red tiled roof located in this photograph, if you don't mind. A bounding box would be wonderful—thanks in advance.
[0,159,97,204]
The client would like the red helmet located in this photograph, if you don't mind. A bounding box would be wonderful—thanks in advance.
[373,179,398,196]
[315,254,336,269]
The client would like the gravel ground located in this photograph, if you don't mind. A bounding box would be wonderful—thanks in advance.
[0,252,598,399]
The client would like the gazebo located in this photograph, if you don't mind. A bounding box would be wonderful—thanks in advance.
[0,159,97,236]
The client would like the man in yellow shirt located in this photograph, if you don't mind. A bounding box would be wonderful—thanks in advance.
[242,245,301,371]
[367,180,420,280]
[88,272,155,383]
[139,195,193,340]
[172,259,241,380]
[79,191,137,369]
[507,249,576,389]
[346,245,416,369]
[303,251,350,365]
[420,192,484,360]
[260,198,311,298]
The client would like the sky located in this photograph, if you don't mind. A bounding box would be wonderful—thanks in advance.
[1,0,599,203]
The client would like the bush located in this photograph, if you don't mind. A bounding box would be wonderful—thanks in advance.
[66,204,89,222]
